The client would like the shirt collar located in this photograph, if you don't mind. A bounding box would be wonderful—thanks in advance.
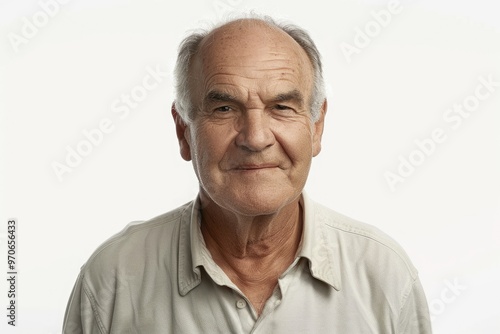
[298,192,341,290]
[178,193,341,296]
[177,198,202,296]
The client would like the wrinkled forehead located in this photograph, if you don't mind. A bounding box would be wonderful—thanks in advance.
[192,20,314,85]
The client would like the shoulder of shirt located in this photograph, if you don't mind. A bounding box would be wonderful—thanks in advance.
[79,201,192,275]
[312,200,418,278]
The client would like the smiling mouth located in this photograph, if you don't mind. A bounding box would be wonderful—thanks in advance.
[233,164,279,171]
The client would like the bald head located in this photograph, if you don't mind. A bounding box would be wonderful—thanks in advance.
[189,20,314,114]
[198,18,309,56]
[174,16,325,123]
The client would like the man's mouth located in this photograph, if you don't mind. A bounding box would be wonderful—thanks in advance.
[233,164,279,170]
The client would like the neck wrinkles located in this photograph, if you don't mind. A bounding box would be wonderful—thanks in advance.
[199,197,303,261]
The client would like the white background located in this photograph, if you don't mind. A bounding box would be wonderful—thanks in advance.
[1,0,499,333]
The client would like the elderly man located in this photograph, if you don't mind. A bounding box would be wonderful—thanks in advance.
[63,16,432,333]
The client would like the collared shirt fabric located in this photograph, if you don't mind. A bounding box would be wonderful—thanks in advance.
[63,194,432,333]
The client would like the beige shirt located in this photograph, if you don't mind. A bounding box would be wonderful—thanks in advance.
[63,194,432,333]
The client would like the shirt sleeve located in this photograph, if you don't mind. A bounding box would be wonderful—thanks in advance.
[397,276,433,334]
[62,272,105,334]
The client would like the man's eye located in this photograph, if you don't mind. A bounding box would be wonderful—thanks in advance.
[214,106,232,112]
[273,104,292,111]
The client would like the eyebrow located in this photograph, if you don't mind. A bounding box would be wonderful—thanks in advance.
[205,91,238,103]
[273,89,305,107]
[204,89,305,107]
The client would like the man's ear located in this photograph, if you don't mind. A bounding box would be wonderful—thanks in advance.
[171,102,192,161]
[312,99,327,157]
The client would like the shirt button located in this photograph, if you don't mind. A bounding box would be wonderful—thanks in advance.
[236,299,246,309]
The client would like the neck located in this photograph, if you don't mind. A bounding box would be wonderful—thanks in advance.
[199,193,303,260]
[199,192,304,314]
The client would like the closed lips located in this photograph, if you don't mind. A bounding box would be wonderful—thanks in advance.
[233,164,279,170]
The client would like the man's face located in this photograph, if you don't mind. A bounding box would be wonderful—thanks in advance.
[174,21,326,216]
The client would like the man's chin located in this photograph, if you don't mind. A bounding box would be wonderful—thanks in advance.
[205,189,301,217]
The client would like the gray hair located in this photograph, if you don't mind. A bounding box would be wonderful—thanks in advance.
[173,15,326,123]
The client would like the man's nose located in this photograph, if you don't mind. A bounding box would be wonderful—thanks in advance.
[235,110,275,152]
